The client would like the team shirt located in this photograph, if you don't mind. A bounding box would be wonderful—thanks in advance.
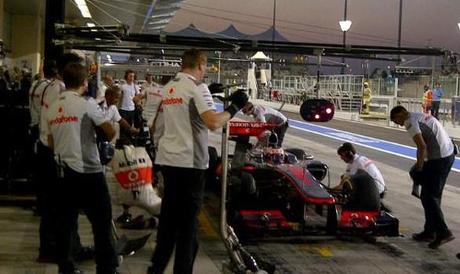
[29,79,51,127]
[142,85,164,148]
[98,99,122,141]
[39,79,66,146]
[345,153,386,194]
[120,82,140,111]
[404,112,453,160]
[155,73,215,169]
[141,81,157,94]
[99,100,122,124]
[253,105,287,126]
[46,91,108,173]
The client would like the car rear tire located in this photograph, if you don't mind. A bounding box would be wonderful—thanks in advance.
[326,204,338,235]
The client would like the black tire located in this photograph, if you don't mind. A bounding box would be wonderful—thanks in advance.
[208,146,219,169]
[206,146,220,191]
[326,204,338,235]
[240,171,256,195]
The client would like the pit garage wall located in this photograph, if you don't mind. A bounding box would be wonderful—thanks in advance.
[0,0,43,75]
[10,14,42,75]
[0,0,4,40]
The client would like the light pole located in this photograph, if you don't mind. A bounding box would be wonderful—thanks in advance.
[398,0,403,64]
[271,0,276,81]
[339,0,351,74]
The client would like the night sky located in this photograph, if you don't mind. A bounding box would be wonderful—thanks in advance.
[164,0,460,53]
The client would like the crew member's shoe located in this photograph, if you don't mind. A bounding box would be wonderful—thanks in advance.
[428,232,455,249]
[116,212,133,225]
[412,231,435,242]
[121,215,158,229]
[74,246,95,261]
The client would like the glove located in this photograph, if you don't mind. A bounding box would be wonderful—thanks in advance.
[225,90,248,118]
[229,90,248,109]
[208,83,224,94]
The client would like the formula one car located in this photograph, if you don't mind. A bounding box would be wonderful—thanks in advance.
[209,121,399,238]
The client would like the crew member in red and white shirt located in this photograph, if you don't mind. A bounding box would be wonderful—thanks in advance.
[46,63,118,274]
[148,49,248,274]
[142,77,166,150]
[35,53,93,263]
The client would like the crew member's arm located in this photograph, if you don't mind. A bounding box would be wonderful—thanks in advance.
[133,85,144,106]
[99,122,116,141]
[413,133,426,171]
[119,117,139,135]
[133,93,144,106]
[197,86,248,131]
[201,110,233,130]
[88,100,116,141]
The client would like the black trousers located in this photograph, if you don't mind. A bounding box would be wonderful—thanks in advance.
[420,154,454,236]
[431,101,441,119]
[274,121,289,148]
[150,166,205,274]
[119,109,135,139]
[56,168,117,274]
[36,141,59,255]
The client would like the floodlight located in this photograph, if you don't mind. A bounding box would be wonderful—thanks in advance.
[339,20,352,32]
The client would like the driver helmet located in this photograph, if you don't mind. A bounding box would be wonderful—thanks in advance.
[263,147,285,164]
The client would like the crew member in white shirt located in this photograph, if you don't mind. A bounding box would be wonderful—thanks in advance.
[119,70,142,136]
[47,63,118,274]
[391,105,455,249]
[35,54,92,263]
[99,85,138,136]
[142,77,166,150]
[335,142,386,196]
[147,49,248,274]
[242,102,289,147]
[141,73,157,94]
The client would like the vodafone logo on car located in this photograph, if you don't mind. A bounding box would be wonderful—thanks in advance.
[128,170,139,182]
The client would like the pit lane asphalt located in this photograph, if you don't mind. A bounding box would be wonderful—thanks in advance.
[281,111,460,189]
[203,113,460,274]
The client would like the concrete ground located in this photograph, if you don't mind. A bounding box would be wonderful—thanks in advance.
[0,99,459,273]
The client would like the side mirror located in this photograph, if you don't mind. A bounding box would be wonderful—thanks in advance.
[300,99,335,122]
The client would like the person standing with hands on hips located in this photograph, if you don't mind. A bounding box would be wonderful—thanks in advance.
[390,105,455,249]
[147,49,248,274]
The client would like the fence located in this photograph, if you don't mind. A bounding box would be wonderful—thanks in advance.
[263,74,460,126]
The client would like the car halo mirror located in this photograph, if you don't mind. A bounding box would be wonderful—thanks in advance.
[300,99,335,122]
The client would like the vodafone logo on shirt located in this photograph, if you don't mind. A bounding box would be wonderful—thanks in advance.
[163,86,184,105]
[163,97,183,105]
[49,106,79,125]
